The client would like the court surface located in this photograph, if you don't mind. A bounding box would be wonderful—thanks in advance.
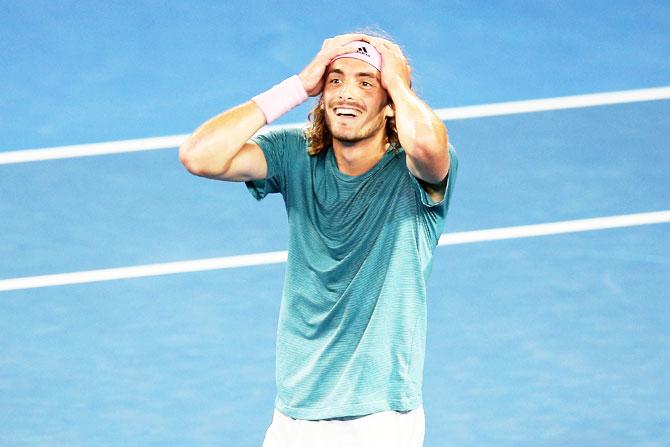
[1,2,669,446]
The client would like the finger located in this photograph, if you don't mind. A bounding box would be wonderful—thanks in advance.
[390,43,407,59]
[331,33,370,44]
[322,33,371,51]
[364,37,393,56]
[367,37,405,57]
[321,44,359,62]
[364,36,389,48]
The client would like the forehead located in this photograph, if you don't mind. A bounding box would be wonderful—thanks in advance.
[327,57,381,80]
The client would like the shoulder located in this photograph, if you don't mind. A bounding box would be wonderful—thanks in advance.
[253,126,307,150]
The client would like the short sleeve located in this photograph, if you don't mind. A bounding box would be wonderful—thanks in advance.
[245,128,303,201]
[408,144,459,245]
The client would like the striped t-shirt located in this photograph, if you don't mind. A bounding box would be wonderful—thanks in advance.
[246,128,458,420]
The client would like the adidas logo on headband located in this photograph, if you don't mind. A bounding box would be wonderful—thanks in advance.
[331,41,382,71]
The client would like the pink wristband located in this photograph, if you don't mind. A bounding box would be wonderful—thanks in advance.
[252,75,308,124]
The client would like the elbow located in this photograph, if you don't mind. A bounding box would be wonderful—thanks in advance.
[179,138,230,178]
[178,141,197,174]
[179,137,207,176]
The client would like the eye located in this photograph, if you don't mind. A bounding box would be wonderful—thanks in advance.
[329,78,341,85]
[361,81,373,88]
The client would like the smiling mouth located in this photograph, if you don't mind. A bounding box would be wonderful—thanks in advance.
[334,107,361,117]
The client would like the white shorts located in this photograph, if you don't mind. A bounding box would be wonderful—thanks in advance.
[261,406,425,447]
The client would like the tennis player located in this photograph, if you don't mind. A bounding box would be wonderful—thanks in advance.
[179,33,458,447]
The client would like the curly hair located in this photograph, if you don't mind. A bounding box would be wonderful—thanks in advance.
[304,95,400,156]
[304,28,405,156]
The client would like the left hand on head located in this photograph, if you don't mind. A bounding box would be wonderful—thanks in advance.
[364,36,412,94]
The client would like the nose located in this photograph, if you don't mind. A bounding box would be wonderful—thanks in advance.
[338,80,354,100]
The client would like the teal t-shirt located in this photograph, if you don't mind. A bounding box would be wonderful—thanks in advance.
[246,128,458,420]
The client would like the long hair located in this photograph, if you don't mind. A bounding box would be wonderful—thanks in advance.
[304,29,405,156]
[305,96,400,156]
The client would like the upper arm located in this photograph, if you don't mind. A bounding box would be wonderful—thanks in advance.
[406,146,450,202]
[183,139,268,182]
[179,100,269,182]
[213,140,268,182]
[404,136,450,180]
[409,144,458,205]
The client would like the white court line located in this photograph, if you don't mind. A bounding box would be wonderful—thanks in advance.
[436,86,670,119]
[437,210,670,245]
[1,86,669,165]
[1,210,668,292]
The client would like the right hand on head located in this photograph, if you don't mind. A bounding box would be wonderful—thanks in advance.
[298,33,370,97]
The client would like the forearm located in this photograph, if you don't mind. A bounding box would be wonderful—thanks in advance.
[390,86,450,184]
[179,100,266,176]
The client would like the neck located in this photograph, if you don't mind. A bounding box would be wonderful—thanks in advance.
[331,130,388,177]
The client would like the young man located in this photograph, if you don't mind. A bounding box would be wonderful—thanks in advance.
[179,33,458,447]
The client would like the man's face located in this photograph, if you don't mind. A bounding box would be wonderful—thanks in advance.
[322,57,393,145]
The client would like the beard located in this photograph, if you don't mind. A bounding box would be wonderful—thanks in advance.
[324,109,387,144]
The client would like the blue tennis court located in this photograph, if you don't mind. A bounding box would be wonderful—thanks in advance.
[1,2,669,446]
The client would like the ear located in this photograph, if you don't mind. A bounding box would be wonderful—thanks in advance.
[384,102,395,118]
